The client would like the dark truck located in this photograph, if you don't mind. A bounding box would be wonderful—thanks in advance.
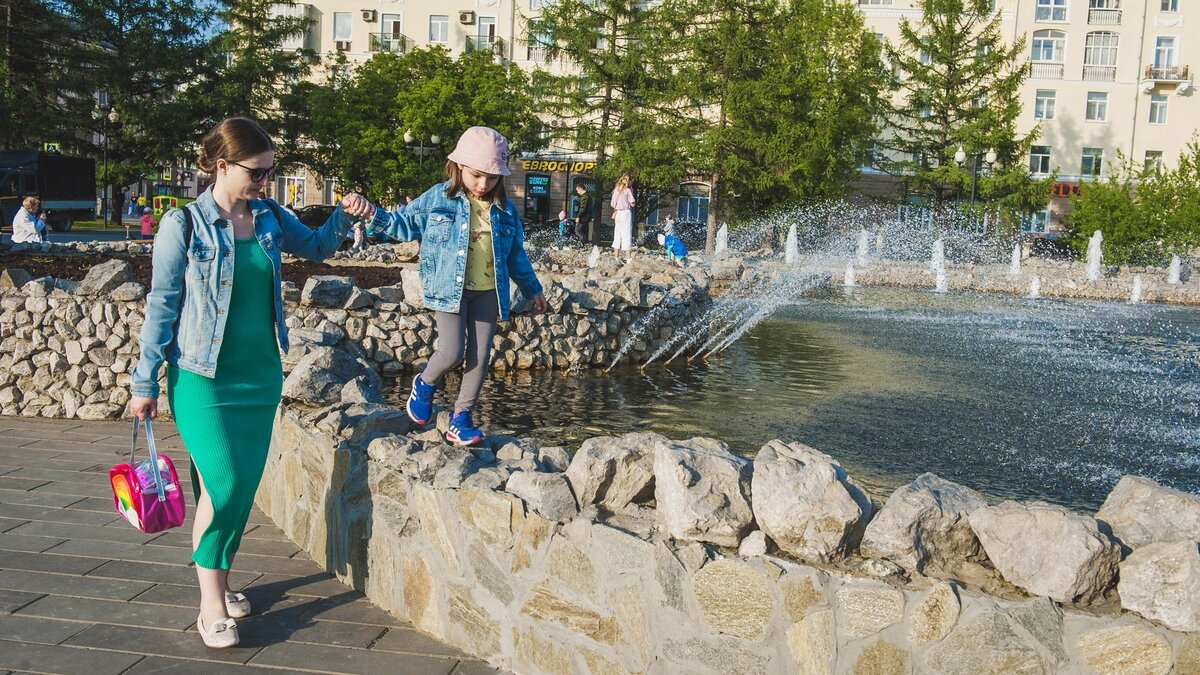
[0,151,97,232]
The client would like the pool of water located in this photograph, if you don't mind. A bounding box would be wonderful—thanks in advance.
[395,287,1200,511]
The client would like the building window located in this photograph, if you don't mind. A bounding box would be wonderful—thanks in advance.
[1144,151,1164,172]
[1032,30,1066,62]
[1021,208,1051,233]
[1034,89,1057,119]
[1149,94,1168,124]
[1154,36,1177,68]
[1030,145,1052,174]
[429,15,449,43]
[1036,0,1068,21]
[1161,0,1178,11]
[1083,31,1118,80]
[1081,147,1104,177]
[677,182,710,223]
[333,12,351,42]
[1085,92,1108,121]
[272,3,308,51]
[530,0,551,8]
[323,179,341,205]
[859,0,894,4]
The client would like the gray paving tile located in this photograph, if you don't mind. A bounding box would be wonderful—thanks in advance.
[238,614,386,649]
[249,574,365,600]
[371,626,469,658]
[29,480,113,499]
[0,569,155,602]
[64,496,121,513]
[127,583,198,608]
[129,584,313,619]
[119,656,288,674]
[241,523,292,542]
[0,589,44,613]
[0,549,108,575]
[251,641,458,675]
[451,661,505,675]
[0,502,120,526]
[6,467,110,485]
[281,597,402,627]
[9,520,162,545]
[86,559,260,588]
[147,532,300,558]
[0,517,29,533]
[15,594,198,630]
[0,477,51,491]
[64,623,261,665]
[0,615,90,645]
[0,456,107,472]
[0,639,145,674]
[0,532,67,553]
[44,539,190,566]
[0,489,93,508]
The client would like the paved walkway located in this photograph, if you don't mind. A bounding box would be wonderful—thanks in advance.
[0,416,500,675]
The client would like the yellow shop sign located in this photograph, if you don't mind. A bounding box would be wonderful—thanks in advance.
[520,159,597,173]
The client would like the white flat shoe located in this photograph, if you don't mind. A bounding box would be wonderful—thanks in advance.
[197,612,240,648]
[225,591,251,619]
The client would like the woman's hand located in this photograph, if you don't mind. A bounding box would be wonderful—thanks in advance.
[532,294,549,315]
[341,193,375,219]
[129,396,157,421]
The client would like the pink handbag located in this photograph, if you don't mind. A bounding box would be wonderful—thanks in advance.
[109,418,186,533]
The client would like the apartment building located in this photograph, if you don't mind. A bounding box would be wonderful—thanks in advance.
[858,0,1198,233]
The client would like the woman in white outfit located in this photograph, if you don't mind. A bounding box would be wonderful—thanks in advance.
[610,174,635,261]
[11,197,47,244]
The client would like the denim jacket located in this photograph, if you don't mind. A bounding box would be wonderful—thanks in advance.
[366,181,543,319]
[130,187,352,399]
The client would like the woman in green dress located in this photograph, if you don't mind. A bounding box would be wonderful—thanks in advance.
[129,117,374,648]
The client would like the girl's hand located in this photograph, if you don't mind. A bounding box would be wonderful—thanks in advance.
[341,193,375,219]
[129,396,157,421]
[532,294,549,315]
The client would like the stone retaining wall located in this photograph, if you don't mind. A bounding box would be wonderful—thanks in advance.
[0,255,709,419]
[257,407,1200,675]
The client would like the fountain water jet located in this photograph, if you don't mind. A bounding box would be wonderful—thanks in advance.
[875,230,885,256]
[587,246,601,268]
[714,224,729,255]
[934,266,948,293]
[1029,276,1041,299]
[844,264,857,287]
[1086,231,1103,282]
[1168,255,1182,285]
[1009,243,1021,276]
[1130,275,1143,304]
[930,238,945,274]
[856,228,870,267]
[784,225,799,264]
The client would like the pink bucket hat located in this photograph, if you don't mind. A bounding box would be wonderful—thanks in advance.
[446,126,511,176]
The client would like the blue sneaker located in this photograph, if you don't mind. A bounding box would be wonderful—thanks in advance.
[446,410,484,446]
[406,373,436,425]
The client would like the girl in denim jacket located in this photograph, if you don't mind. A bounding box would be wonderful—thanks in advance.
[363,127,547,446]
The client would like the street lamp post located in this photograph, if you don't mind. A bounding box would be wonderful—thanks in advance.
[403,129,441,168]
[954,145,998,218]
[96,107,119,228]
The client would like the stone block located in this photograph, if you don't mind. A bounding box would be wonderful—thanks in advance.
[923,612,1045,675]
[691,559,776,641]
[837,583,905,640]
[1096,475,1200,550]
[77,259,131,295]
[787,609,834,675]
[520,581,620,645]
[1118,540,1200,632]
[564,432,662,512]
[854,640,908,675]
[505,471,578,522]
[301,275,355,307]
[456,488,523,548]
[1073,624,1171,675]
[861,472,987,576]
[654,437,754,548]
[414,486,462,575]
[907,581,959,646]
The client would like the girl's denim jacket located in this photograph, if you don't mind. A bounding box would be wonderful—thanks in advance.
[366,181,543,320]
[130,188,351,399]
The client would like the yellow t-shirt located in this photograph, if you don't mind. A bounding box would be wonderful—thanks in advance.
[464,196,496,291]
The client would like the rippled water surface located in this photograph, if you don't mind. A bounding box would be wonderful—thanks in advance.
[395,288,1200,510]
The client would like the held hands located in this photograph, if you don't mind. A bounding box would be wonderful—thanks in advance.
[340,193,375,219]
[532,294,548,315]
[128,396,157,421]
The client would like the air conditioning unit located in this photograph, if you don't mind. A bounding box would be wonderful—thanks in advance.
[361,9,376,22]
[459,10,476,24]
[335,40,352,51]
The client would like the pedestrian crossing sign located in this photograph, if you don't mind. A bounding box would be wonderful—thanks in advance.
[42,142,60,153]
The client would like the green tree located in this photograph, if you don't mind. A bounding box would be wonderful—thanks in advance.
[1065,141,1200,265]
[286,47,543,203]
[0,0,78,151]
[881,0,1050,224]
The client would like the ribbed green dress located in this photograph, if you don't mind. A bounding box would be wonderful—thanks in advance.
[167,237,282,570]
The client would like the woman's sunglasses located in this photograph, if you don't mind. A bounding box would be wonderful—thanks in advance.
[228,161,278,183]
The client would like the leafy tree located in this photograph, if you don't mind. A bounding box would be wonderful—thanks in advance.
[881,0,1050,224]
[286,48,543,203]
[1065,141,1200,265]
[0,0,78,151]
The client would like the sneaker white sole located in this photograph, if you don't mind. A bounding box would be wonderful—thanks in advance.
[445,431,482,447]
[407,374,431,425]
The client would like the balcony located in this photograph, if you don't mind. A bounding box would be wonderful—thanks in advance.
[369,33,409,54]
[1029,62,1065,79]
[1087,8,1121,24]
[1143,64,1190,82]
[466,36,507,58]
[1082,64,1117,81]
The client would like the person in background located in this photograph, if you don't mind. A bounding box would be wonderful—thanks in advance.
[139,207,156,239]
[573,183,593,243]
[11,197,47,243]
[610,173,635,261]
[351,222,365,253]
[137,193,147,212]
[662,214,676,238]
[129,193,139,217]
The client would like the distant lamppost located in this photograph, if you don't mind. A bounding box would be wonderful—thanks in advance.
[954,145,998,215]
[95,107,119,228]
[404,129,441,168]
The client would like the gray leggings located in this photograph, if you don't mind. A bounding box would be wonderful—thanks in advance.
[422,289,499,414]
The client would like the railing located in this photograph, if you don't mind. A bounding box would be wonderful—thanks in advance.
[1144,64,1190,81]
[466,36,507,57]
[1029,62,1065,79]
[1087,8,1121,24]
[369,33,409,54]
[526,45,550,62]
[1083,64,1117,81]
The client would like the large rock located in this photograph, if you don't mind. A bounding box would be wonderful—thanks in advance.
[1074,624,1172,675]
[0,268,32,289]
[300,275,355,307]
[400,268,423,304]
[691,559,776,641]
[750,440,874,563]
[1117,540,1200,632]
[564,432,662,512]
[968,500,1121,603]
[368,436,468,481]
[281,346,377,406]
[861,472,987,576]
[505,471,578,522]
[924,612,1046,675]
[109,282,145,302]
[77,259,131,295]
[654,437,754,548]
[1096,475,1200,550]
